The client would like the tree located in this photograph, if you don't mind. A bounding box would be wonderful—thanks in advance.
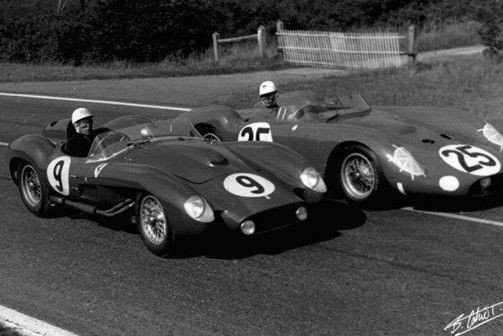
[474,0,503,62]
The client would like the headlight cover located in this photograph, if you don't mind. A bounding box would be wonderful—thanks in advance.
[183,196,215,223]
[386,146,425,180]
[300,167,327,193]
[479,123,503,151]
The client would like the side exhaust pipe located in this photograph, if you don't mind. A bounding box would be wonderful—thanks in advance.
[50,196,135,217]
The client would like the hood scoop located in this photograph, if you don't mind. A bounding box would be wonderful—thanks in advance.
[209,157,229,166]
[440,133,455,140]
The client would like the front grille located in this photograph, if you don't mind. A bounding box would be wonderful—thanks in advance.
[247,203,305,234]
[469,173,503,196]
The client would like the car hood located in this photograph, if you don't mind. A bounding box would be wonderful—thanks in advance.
[193,172,304,229]
[126,139,247,183]
[339,107,488,144]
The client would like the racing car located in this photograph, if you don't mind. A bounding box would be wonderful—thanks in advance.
[6,115,326,257]
[179,91,503,205]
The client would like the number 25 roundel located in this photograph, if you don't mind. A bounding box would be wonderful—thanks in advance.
[47,156,71,196]
[439,144,501,176]
[238,122,273,142]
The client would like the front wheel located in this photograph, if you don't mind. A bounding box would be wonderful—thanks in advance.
[195,124,222,144]
[136,194,175,257]
[18,162,51,217]
[337,145,386,205]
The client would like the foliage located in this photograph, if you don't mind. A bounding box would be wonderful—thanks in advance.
[0,0,494,64]
[472,0,503,62]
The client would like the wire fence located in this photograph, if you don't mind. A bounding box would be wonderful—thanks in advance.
[276,25,413,69]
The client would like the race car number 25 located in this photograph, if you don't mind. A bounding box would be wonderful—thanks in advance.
[47,156,71,196]
[223,173,275,198]
[439,144,501,176]
[238,122,273,142]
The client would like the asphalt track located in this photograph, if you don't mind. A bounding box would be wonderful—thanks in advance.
[0,94,502,336]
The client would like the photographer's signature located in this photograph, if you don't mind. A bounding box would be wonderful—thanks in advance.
[444,301,503,336]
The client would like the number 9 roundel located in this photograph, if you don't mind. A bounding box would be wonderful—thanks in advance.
[223,173,275,198]
[47,156,71,196]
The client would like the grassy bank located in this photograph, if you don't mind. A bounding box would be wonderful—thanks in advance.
[225,55,503,118]
[0,22,483,83]
[0,47,288,83]
[416,21,481,52]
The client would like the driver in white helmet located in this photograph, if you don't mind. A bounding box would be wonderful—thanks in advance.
[64,107,95,157]
[259,81,280,110]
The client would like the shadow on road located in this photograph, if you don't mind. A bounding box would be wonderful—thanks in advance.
[174,199,367,260]
[410,193,503,212]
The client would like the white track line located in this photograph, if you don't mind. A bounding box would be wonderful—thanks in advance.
[0,304,77,336]
[0,92,191,112]
[403,207,503,228]
[0,142,8,147]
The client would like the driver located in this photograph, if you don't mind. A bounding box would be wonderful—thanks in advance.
[259,81,280,110]
[65,107,96,157]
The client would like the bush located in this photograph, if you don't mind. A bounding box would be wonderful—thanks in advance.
[0,0,492,65]
[473,1,503,62]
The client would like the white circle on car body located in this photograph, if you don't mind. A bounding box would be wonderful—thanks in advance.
[438,144,500,176]
[223,173,275,198]
[238,122,273,142]
[439,176,460,192]
[47,156,71,196]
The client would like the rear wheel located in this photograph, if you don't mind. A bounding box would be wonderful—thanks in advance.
[336,145,386,205]
[195,124,222,144]
[136,194,175,257]
[18,162,51,216]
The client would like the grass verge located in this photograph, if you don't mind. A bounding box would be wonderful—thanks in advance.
[0,22,484,83]
[0,324,23,336]
[224,55,503,118]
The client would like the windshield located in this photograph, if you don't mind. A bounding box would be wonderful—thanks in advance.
[87,117,202,162]
[274,93,370,122]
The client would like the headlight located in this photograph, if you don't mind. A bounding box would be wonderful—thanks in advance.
[386,146,425,180]
[300,167,327,193]
[479,123,503,150]
[240,220,256,235]
[183,196,214,223]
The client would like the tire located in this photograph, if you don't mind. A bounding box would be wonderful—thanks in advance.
[18,162,51,217]
[336,145,386,205]
[136,194,175,257]
[195,124,222,144]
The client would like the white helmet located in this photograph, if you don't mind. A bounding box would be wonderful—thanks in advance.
[71,107,93,124]
[259,81,277,96]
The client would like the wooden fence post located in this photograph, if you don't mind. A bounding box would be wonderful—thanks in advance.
[276,20,284,32]
[257,26,266,58]
[407,25,416,61]
[212,32,220,61]
[276,20,284,56]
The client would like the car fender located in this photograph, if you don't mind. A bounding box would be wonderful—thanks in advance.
[177,105,244,141]
[7,134,57,184]
[95,162,211,234]
[222,141,310,184]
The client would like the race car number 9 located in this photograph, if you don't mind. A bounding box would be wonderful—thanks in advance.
[238,122,273,142]
[439,144,501,176]
[223,173,275,198]
[47,156,71,195]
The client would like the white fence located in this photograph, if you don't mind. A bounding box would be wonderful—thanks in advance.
[276,22,415,69]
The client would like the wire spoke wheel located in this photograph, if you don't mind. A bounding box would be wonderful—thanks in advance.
[139,195,168,245]
[341,153,376,200]
[20,165,42,208]
[203,133,221,144]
